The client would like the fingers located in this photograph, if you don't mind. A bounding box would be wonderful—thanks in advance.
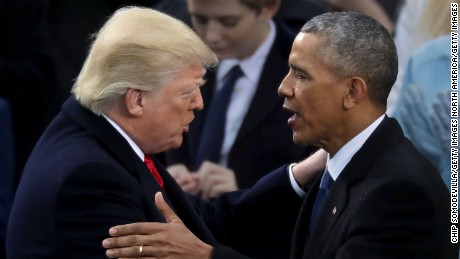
[103,235,146,258]
[291,149,328,187]
[201,173,237,199]
[198,162,237,199]
[167,164,191,182]
[105,244,140,258]
[435,92,450,129]
[155,192,182,224]
[167,164,201,194]
[106,243,165,259]
[108,222,163,237]
[437,92,450,114]
[400,85,433,134]
[431,92,450,150]
[180,174,200,194]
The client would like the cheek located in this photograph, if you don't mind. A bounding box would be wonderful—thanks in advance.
[169,102,191,126]
[194,26,207,39]
[227,24,252,44]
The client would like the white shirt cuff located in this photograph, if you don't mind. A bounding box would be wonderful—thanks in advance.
[288,163,306,198]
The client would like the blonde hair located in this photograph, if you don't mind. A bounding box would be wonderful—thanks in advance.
[72,6,218,115]
[415,0,458,45]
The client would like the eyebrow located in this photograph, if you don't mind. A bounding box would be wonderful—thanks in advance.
[195,78,207,88]
[199,79,207,86]
[291,64,307,75]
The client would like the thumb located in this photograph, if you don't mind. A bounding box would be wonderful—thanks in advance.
[154,192,182,224]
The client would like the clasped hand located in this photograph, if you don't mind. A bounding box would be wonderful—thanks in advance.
[168,161,237,199]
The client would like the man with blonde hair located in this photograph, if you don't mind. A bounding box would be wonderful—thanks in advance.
[6,6,325,258]
[103,11,456,259]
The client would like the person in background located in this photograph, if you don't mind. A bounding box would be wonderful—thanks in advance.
[6,7,325,258]
[276,0,326,32]
[0,98,14,259]
[324,0,397,33]
[48,0,191,118]
[103,11,456,259]
[387,0,455,114]
[0,0,56,191]
[0,0,56,257]
[165,0,316,199]
[393,35,451,189]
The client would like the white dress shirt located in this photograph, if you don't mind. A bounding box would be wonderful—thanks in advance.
[216,20,277,166]
[289,115,385,197]
[102,114,144,162]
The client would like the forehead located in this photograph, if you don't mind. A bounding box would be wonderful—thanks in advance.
[290,33,324,64]
[161,64,205,87]
[289,33,339,77]
[187,0,251,15]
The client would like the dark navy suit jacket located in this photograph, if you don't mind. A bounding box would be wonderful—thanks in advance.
[6,97,302,259]
[291,117,458,259]
[165,21,315,188]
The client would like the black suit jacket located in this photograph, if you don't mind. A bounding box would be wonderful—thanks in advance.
[6,97,302,259]
[291,117,458,259]
[165,21,315,188]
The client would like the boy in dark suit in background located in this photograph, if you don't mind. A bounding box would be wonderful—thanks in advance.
[164,0,316,199]
[104,12,457,259]
[6,7,325,259]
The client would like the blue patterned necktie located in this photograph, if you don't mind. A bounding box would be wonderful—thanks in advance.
[194,65,244,169]
[308,169,334,233]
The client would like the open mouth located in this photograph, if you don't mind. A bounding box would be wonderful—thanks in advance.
[283,105,300,125]
[283,105,298,116]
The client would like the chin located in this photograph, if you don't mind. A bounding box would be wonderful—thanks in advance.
[292,134,310,147]
[172,137,183,149]
[159,137,183,153]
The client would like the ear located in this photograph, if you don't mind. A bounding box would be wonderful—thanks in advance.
[124,88,144,116]
[343,77,367,110]
[259,0,280,21]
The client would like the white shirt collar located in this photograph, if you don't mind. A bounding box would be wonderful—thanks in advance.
[102,114,144,161]
[217,20,276,83]
[327,115,385,181]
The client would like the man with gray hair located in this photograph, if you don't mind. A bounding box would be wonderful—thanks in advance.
[6,6,326,258]
[103,11,457,259]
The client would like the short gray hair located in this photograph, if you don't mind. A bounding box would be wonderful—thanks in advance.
[72,6,218,115]
[301,12,398,106]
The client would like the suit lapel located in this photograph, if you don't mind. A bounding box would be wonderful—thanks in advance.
[303,177,348,257]
[155,157,217,245]
[336,117,404,185]
[293,116,406,258]
[62,97,146,176]
[291,175,321,258]
[63,97,217,244]
[63,97,167,196]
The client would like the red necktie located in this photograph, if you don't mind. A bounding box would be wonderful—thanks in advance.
[144,154,164,190]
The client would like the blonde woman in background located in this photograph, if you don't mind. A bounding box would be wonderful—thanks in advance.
[387,0,455,114]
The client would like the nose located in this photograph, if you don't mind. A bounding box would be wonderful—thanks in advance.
[278,72,294,98]
[191,88,204,111]
[204,21,222,44]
